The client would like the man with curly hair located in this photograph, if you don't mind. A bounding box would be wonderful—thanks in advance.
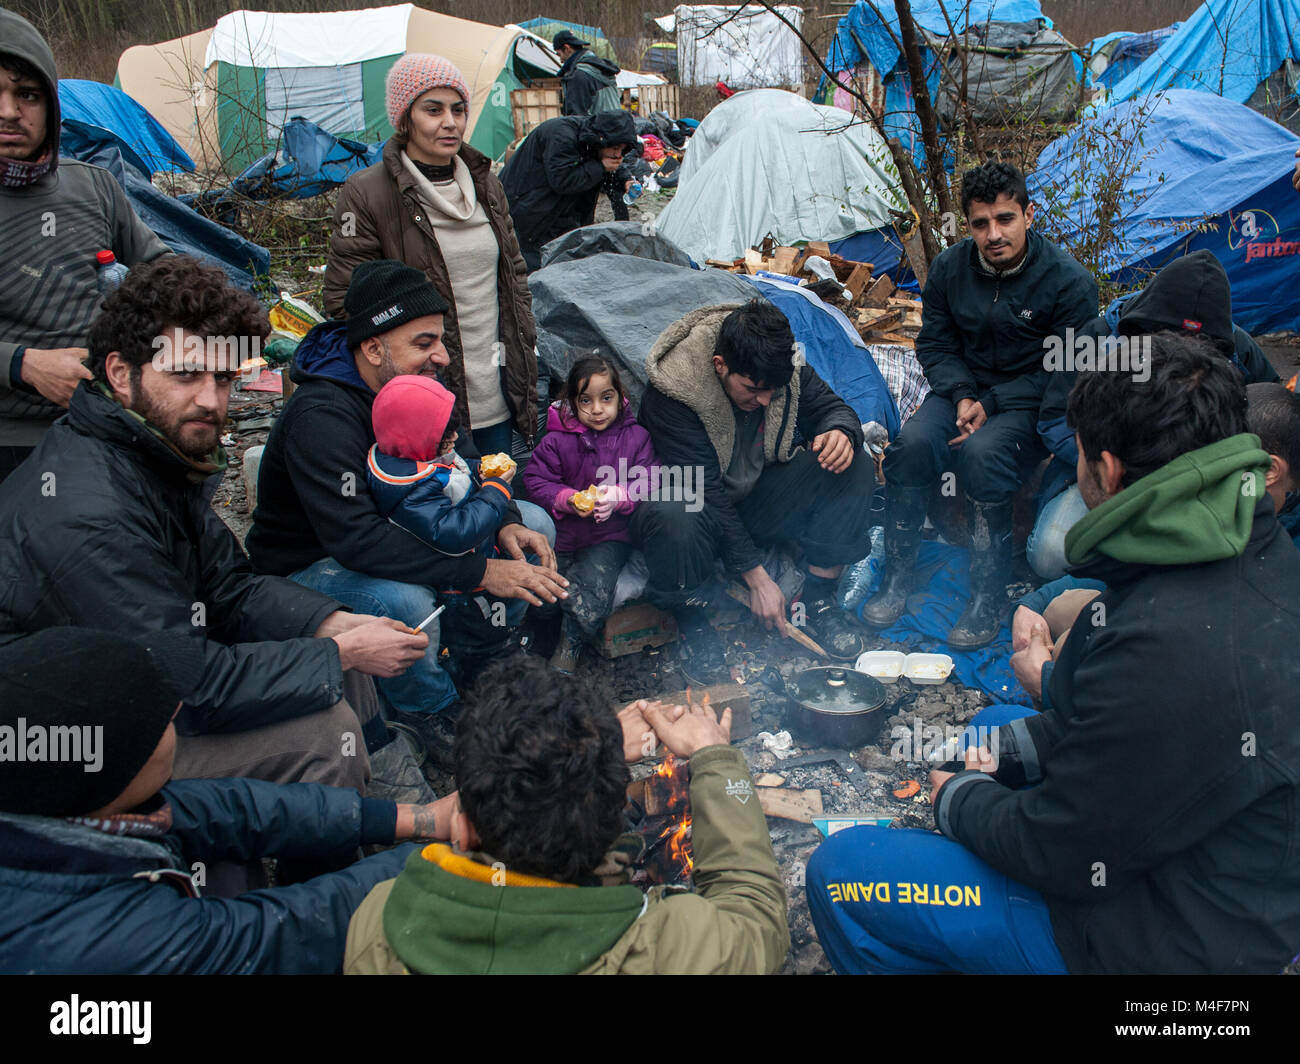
[0,256,438,807]
[344,655,790,974]
[862,161,1098,648]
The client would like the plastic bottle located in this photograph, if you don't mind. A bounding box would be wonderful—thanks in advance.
[95,250,129,293]
[622,181,644,206]
[838,525,886,612]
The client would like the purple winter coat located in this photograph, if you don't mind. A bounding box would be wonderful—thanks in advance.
[523,400,658,553]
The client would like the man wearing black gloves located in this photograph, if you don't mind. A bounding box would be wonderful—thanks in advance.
[632,300,874,682]
[809,333,1300,974]
[500,110,638,270]
[863,161,1097,646]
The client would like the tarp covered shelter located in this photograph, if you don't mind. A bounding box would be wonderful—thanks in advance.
[1086,25,1181,90]
[1099,0,1300,133]
[672,5,805,88]
[822,0,1079,162]
[116,5,559,171]
[59,125,269,290]
[528,224,899,435]
[517,17,618,61]
[58,79,194,174]
[655,90,906,265]
[1029,90,1300,334]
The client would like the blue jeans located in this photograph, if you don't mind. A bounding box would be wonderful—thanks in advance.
[291,501,556,716]
[1026,484,1089,580]
[807,704,1069,974]
[470,421,513,458]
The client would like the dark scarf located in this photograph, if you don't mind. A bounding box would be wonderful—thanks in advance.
[1,146,54,188]
[412,159,456,183]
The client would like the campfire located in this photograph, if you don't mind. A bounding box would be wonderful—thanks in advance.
[625,690,711,887]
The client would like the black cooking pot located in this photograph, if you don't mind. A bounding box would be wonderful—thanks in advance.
[779,666,889,749]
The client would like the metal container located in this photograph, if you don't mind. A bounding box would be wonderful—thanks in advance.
[784,666,889,749]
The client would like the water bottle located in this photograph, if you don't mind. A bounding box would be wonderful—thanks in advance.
[622,181,644,206]
[838,525,886,612]
[95,250,129,293]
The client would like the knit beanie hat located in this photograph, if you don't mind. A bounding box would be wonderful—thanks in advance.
[387,53,471,131]
[372,376,457,461]
[344,260,450,351]
[0,628,207,817]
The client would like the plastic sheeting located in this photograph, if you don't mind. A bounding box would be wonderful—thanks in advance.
[1102,0,1300,108]
[674,5,805,88]
[57,80,193,175]
[540,221,694,269]
[518,17,618,61]
[205,5,412,67]
[1028,89,1300,333]
[204,117,385,202]
[59,128,269,291]
[656,90,906,263]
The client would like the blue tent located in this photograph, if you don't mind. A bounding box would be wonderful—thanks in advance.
[215,118,384,202]
[57,79,193,175]
[60,125,269,290]
[1029,90,1300,333]
[1089,25,1182,89]
[821,1,1075,165]
[1103,0,1300,111]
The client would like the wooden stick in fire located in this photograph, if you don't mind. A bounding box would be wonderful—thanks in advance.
[725,582,829,659]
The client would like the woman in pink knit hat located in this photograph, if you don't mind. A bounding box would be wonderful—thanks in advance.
[324,53,538,460]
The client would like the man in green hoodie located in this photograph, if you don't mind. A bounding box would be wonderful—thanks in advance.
[808,332,1300,973]
[344,655,789,974]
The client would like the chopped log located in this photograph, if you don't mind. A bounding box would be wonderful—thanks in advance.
[757,787,824,823]
[862,273,896,308]
[770,247,800,274]
[845,263,874,301]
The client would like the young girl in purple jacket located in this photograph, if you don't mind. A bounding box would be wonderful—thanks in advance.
[523,357,658,672]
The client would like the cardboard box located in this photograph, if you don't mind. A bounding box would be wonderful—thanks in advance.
[600,603,678,658]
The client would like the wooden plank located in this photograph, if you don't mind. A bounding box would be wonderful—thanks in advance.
[757,787,824,823]
[770,246,799,275]
[653,682,754,740]
[862,273,896,308]
[806,240,831,261]
[744,249,766,275]
[845,262,874,301]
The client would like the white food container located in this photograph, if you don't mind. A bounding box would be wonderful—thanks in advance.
[855,650,906,684]
[904,652,954,684]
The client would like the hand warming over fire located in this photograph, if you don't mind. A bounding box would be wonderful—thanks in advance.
[619,699,685,761]
[643,698,732,758]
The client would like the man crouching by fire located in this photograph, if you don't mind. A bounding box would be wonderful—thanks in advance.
[344,655,789,974]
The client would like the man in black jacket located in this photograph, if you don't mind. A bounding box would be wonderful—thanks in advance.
[500,110,637,270]
[0,257,431,798]
[247,261,565,742]
[632,300,874,681]
[553,30,623,117]
[810,332,1300,974]
[863,162,1098,647]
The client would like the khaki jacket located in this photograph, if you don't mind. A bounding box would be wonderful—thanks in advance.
[323,139,538,445]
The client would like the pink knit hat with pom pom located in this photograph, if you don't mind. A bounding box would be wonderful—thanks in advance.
[386,54,471,131]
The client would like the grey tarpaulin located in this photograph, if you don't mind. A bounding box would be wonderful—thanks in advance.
[529,252,756,407]
[539,221,696,269]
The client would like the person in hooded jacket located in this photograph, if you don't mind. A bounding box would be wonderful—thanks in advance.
[500,110,639,270]
[810,333,1300,975]
[324,54,537,461]
[554,30,624,117]
[1027,249,1279,579]
[0,9,171,481]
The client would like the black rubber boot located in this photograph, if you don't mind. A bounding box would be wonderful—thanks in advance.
[674,604,730,686]
[948,498,1014,649]
[861,485,929,628]
[549,616,584,675]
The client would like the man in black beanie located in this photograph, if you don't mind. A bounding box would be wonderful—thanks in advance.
[248,260,566,758]
[500,111,638,269]
[0,627,460,974]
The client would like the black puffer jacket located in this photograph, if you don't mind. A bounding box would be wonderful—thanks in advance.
[0,384,344,736]
[500,112,636,270]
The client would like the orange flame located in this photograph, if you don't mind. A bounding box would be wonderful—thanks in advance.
[654,753,694,877]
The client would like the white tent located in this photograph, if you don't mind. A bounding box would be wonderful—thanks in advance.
[673,5,805,87]
[656,89,906,262]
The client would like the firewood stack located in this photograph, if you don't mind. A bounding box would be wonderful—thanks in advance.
[705,239,924,349]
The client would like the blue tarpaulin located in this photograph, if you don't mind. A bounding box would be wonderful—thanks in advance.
[57,79,193,175]
[60,127,269,291]
[744,276,901,438]
[1029,89,1300,333]
[1092,25,1181,89]
[1102,0,1300,107]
